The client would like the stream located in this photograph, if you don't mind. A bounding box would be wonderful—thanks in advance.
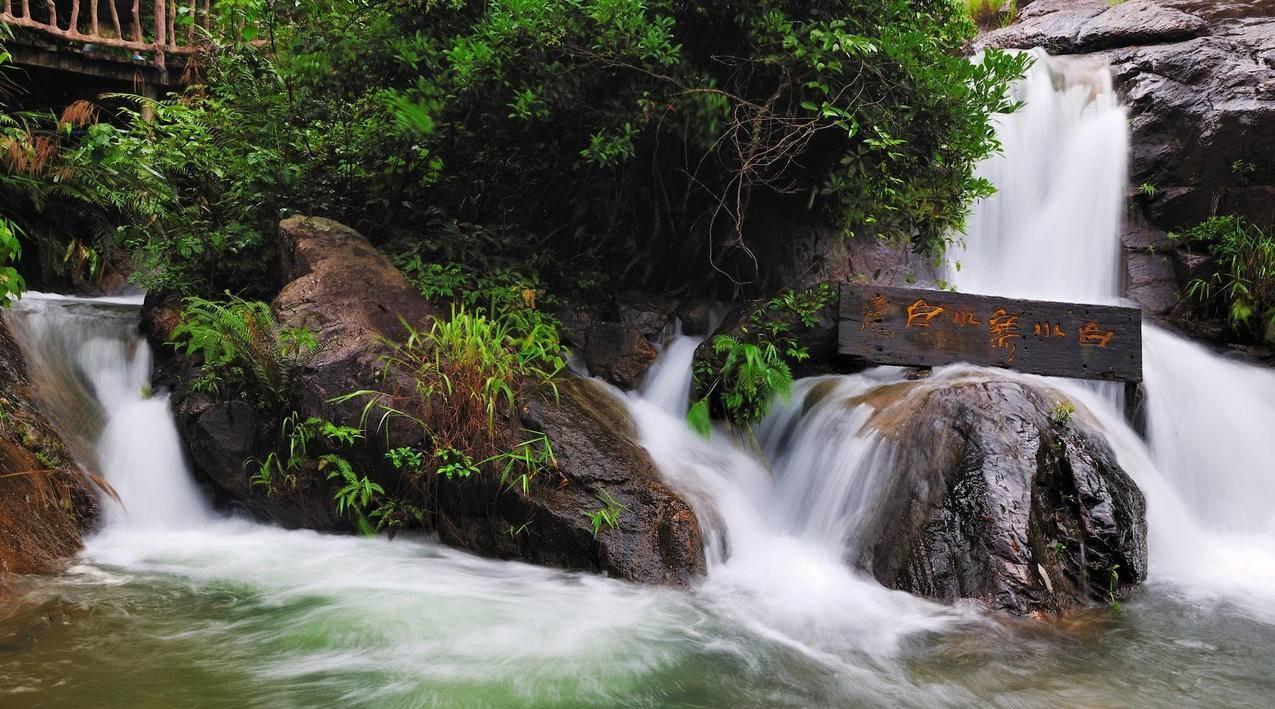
[3,51,1275,708]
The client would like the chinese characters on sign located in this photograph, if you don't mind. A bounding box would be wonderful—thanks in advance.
[839,284,1143,386]
[867,295,1118,355]
[861,294,896,339]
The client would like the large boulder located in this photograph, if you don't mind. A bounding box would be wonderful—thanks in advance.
[553,291,676,389]
[149,217,707,585]
[0,314,97,577]
[820,372,1148,615]
[273,215,439,420]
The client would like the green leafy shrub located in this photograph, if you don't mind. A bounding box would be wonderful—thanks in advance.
[169,295,318,407]
[691,283,832,432]
[0,219,23,306]
[273,0,1026,292]
[1172,216,1275,344]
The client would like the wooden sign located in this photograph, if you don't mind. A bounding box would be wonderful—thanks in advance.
[838,284,1142,382]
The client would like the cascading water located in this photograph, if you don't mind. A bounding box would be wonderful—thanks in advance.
[6,293,210,530]
[952,49,1128,304]
[948,50,1275,620]
[6,47,1275,708]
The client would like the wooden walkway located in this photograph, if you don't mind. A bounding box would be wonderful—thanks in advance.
[1,0,217,86]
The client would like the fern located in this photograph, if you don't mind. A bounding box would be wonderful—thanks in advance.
[170,295,318,407]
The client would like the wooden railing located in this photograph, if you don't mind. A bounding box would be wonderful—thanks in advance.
[1,0,212,62]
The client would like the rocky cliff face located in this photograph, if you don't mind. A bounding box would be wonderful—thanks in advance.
[148,217,706,585]
[982,0,1275,349]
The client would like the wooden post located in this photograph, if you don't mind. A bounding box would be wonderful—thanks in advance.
[89,0,97,35]
[20,0,28,19]
[186,0,194,42]
[130,0,140,41]
[106,0,121,38]
[166,0,175,48]
[43,0,56,29]
[140,82,157,122]
[153,0,165,46]
[68,0,79,34]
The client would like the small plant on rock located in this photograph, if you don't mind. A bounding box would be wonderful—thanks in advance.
[1051,401,1076,426]
[585,490,627,538]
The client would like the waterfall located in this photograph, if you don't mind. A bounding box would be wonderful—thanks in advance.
[953,50,1128,304]
[629,343,968,664]
[5,293,210,530]
[948,50,1275,619]
[638,327,702,416]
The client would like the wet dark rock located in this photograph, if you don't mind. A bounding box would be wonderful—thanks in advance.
[676,299,723,337]
[439,378,707,585]
[185,401,259,500]
[981,0,1209,54]
[1120,213,1182,316]
[580,322,659,390]
[617,291,678,339]
[552,291,679,389]
[850,375,1148,615]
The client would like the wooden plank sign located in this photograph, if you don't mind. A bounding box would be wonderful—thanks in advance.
[838,283,1142,382]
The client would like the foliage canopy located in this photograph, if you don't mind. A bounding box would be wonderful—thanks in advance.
[1,0,1025,299]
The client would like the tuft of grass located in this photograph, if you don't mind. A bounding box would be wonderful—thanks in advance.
[585,490,627,538]
[1172,216,1275,344]
[1050,401,1076,426]
[336,305,565,505]
[966,0,1017,29]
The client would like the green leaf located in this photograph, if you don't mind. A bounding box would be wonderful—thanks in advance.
[687,399,712,439]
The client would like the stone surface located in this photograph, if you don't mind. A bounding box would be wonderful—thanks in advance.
[0,315,96,577]
[274,215,439,422]
[553,291,681,390]
[981,0,1209,54]
[150,217,707,585]
[842,373,1148,615]
[439,378,707,585]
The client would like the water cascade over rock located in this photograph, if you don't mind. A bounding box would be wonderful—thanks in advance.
[952,46,1275,621]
